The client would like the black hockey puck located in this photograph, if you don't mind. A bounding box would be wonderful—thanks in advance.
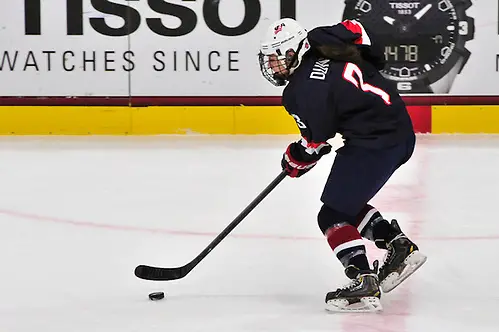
[148,292,165,301]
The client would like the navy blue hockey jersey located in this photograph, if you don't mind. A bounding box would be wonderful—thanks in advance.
[282,20,414,153]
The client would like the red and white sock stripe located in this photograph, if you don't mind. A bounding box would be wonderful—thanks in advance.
[326,223,365,256]
[357,205,379,234]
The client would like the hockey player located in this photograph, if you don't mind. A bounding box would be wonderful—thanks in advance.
[258,18,427,312]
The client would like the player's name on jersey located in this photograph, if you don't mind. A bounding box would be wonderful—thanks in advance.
[310,59,331,81]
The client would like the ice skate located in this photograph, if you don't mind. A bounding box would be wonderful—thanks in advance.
[325,262,382,313]
[377,220,427,293]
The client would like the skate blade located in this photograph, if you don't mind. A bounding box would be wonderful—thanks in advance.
[325,296,383,313]
[380,250,427,293]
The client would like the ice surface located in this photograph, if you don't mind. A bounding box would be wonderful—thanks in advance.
[0,135,498,332]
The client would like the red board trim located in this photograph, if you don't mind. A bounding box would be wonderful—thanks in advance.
[407,105,431,133]
[1,95,499,106]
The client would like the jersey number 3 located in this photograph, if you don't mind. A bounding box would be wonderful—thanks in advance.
[342,63,391,105]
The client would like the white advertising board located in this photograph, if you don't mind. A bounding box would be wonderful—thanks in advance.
[0,0,497,96]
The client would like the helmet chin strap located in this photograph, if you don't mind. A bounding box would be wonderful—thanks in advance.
[286,38,308,76]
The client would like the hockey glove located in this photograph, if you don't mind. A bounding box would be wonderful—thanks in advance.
[281,139,332,178]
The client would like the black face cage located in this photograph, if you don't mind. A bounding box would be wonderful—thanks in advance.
[258,52,287,87]
[258,40,305,87]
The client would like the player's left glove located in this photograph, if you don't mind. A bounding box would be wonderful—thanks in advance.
[281,139,332,178]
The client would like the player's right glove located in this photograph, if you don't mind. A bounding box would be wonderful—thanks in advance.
[281,139,331,178]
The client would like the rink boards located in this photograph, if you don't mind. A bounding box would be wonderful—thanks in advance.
[0,97,498,135]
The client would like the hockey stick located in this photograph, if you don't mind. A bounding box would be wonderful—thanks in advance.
[134,170,288,281]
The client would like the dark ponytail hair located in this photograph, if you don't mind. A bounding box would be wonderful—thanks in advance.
[314,44,363,64]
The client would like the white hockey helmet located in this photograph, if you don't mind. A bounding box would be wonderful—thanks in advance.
[258,18,310,86]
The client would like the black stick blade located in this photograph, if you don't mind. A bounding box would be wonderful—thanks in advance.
[134,264,189,281]
[134,172,287,282]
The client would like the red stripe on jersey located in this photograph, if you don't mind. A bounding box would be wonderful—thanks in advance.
[305,140,327,149]
[300,136,328,149]
[341,20,364,45]
[326,224,363,252]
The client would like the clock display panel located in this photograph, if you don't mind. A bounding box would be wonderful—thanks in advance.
[343,0,467,81]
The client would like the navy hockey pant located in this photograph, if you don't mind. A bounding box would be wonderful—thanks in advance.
[321,133,416,218]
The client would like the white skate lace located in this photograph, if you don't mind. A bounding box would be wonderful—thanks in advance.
[379,247,393,276]
[338,277,362,291]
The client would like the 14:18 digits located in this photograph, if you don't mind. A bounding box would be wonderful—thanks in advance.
[384,45,418,62]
